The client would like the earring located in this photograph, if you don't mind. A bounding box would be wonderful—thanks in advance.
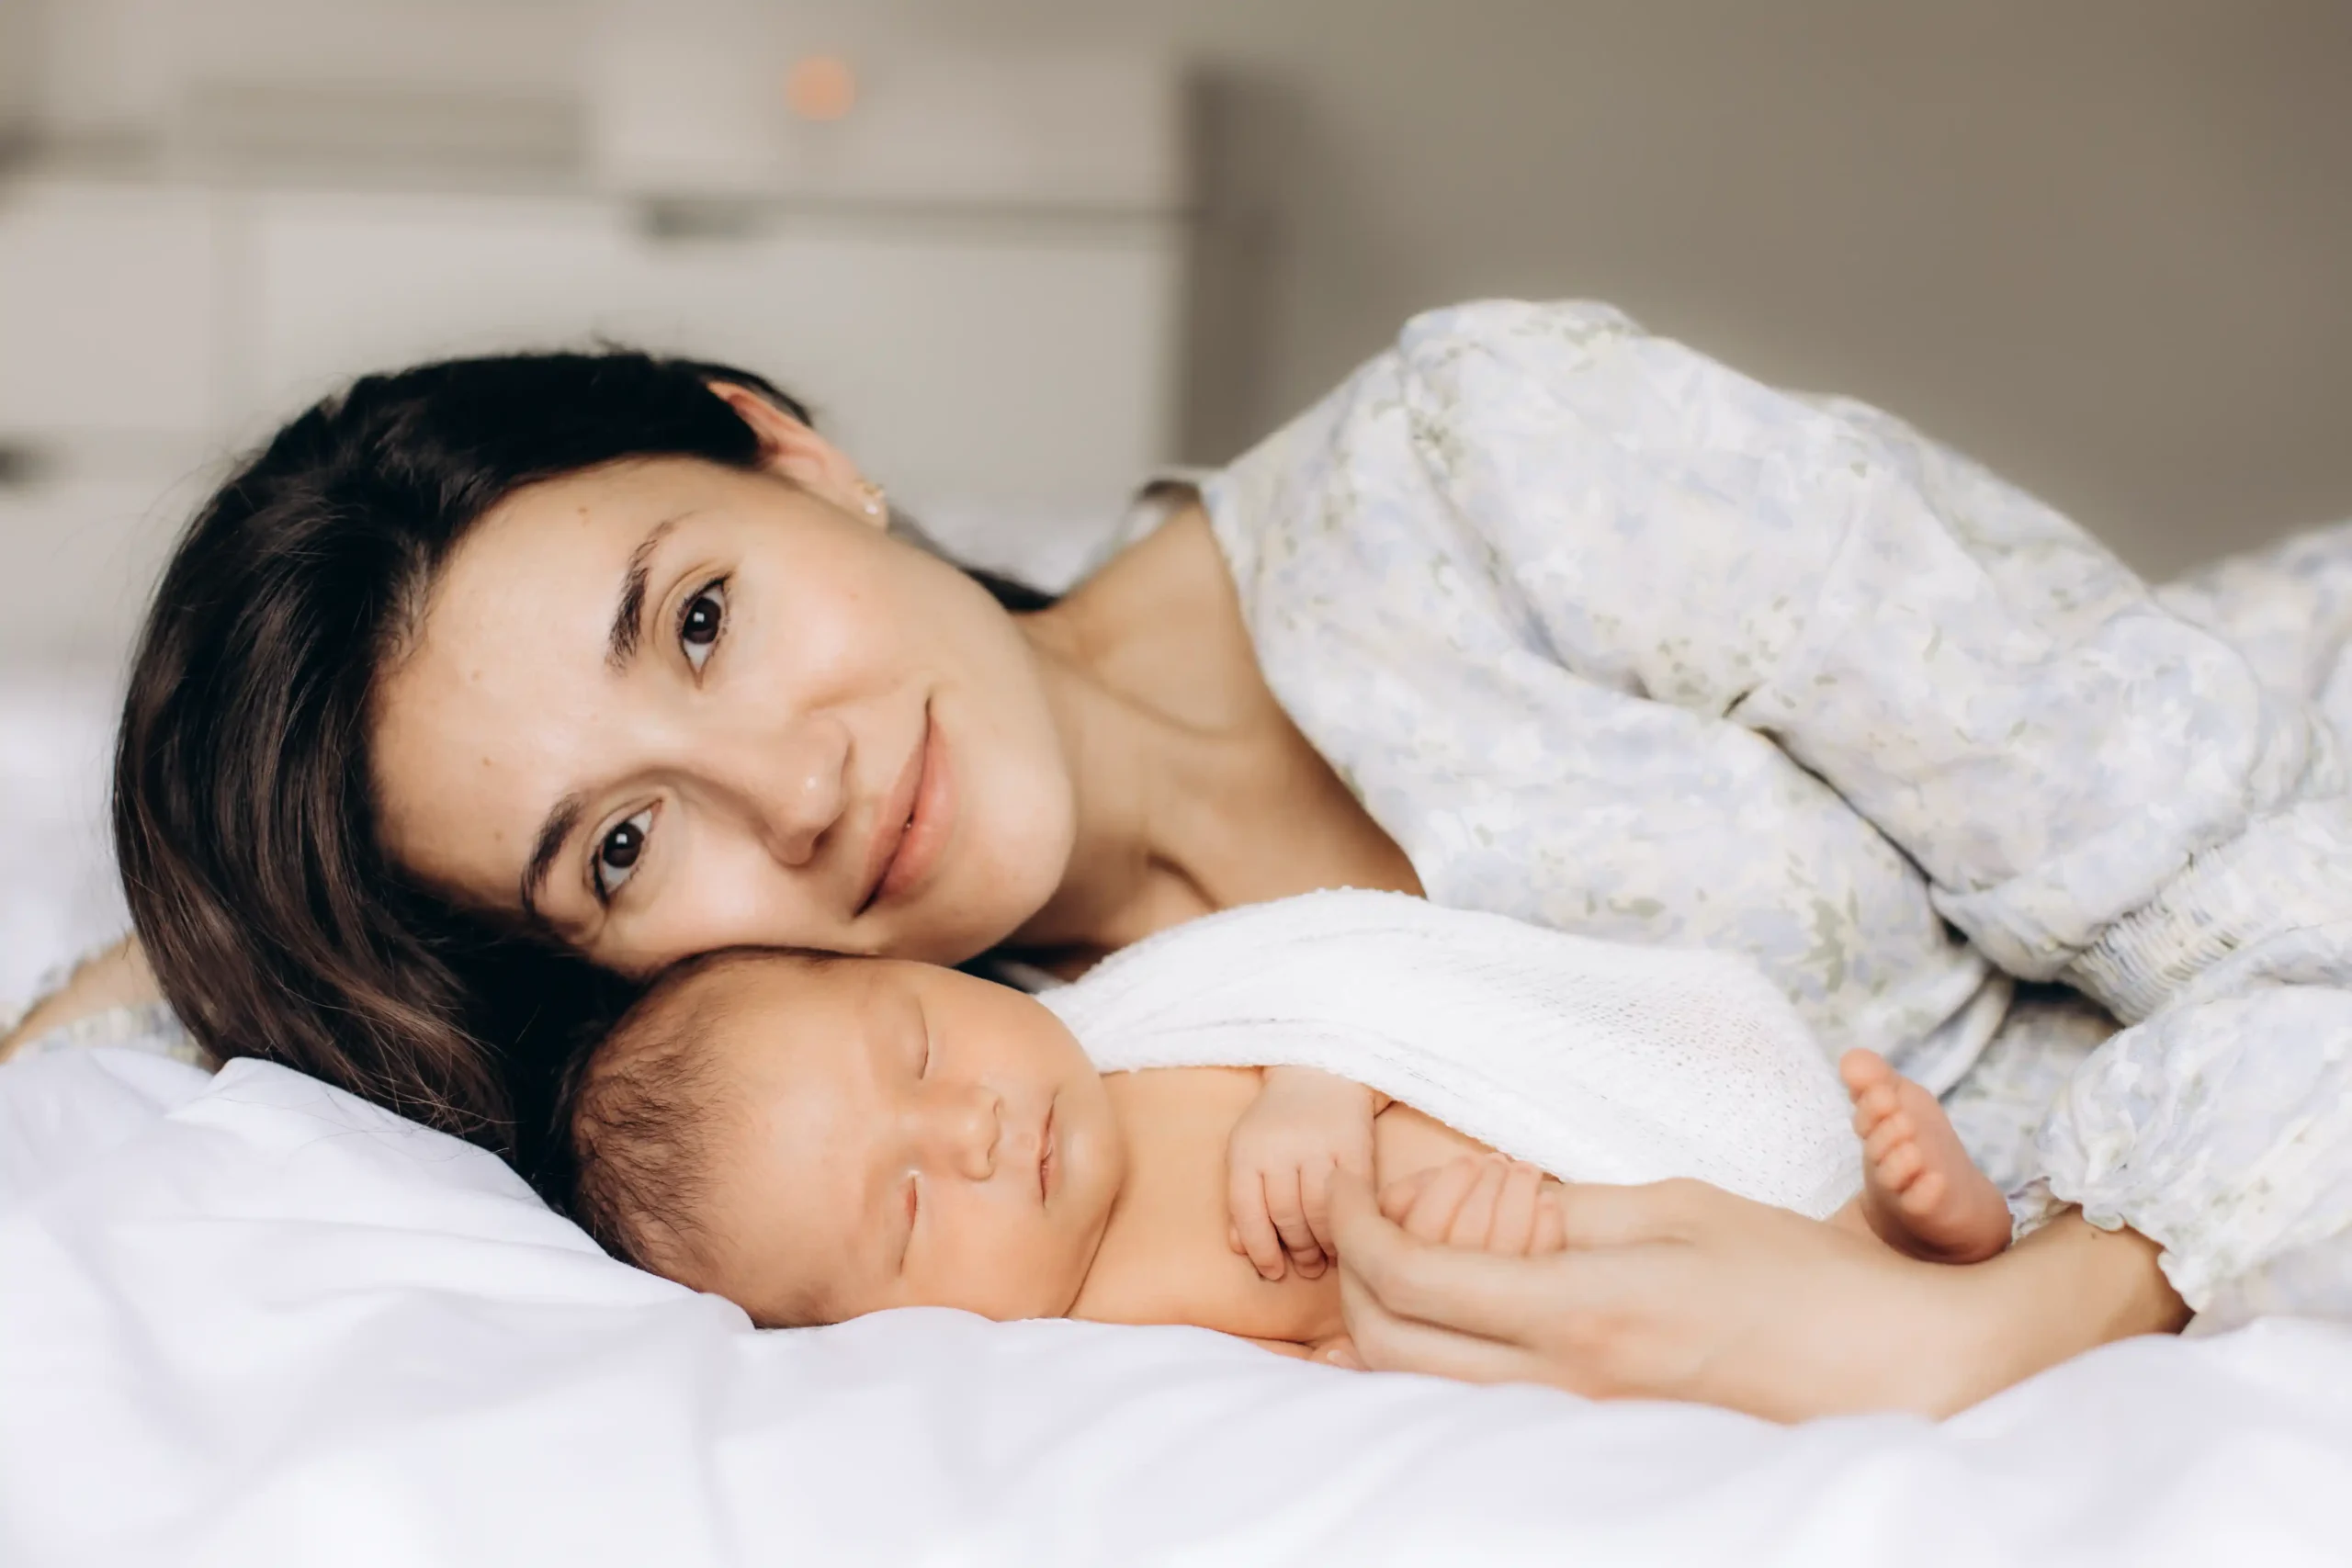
[858,481,887,519]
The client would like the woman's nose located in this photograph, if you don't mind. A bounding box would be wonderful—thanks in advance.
[918,1084,1001,1181]
[741,714,852,867]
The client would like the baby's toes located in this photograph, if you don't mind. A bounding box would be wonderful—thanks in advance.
[1897,1168,1948,1217]
[1851,1079,1901,1125]
[1863,1111,1915,1165]
[1873,1138,1925,1190]
[1849,1089,1900,1138]
[1838,1049,1894,1096]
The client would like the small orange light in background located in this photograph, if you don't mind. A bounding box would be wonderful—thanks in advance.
[785,55,858,122]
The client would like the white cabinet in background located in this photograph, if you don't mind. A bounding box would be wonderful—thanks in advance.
[241,189,1179,516]
[0,181,221,439]
[0,176,1184,665]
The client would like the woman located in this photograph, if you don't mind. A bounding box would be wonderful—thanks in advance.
[17,300,2351,1416]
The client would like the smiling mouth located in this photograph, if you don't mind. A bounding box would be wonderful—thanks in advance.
[855,702,933,916]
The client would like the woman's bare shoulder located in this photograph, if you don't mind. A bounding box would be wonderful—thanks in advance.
[1,936,164,1064]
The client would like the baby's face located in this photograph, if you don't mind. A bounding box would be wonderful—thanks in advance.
[686,956,1124,1325]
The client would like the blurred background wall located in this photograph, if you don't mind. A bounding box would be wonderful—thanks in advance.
[1163,0,2352,581]
[5,0,2350,605]
[966,0,2351,583]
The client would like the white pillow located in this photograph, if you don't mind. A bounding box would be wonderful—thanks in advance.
[5,1047,2350,1567]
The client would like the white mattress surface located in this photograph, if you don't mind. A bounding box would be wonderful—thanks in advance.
[5,1046,2350,1567]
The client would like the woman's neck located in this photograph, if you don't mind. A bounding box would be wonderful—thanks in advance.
[1006,504,1420,966]
[1007,616,1203,956]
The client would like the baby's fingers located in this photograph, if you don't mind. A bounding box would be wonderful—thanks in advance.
[1267,1168,1327,1278]
[1531,1186,1568,1254]
[1304,1160,1349,1265]
[1396,1156,1486,1243]
[1227,1168,1288,1281]
[1487,1162,1546,1256]
[1443,1157,1510,1249]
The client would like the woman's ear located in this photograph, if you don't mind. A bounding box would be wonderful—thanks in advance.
[704,380,884,526]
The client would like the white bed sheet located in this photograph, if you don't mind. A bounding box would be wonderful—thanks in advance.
[4,1047,2349,1567]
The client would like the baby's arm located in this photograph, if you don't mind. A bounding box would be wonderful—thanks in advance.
[1227,1066,1389,1280]
[1378,1156,1568,1257]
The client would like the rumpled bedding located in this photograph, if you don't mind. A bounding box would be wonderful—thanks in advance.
[6,1045,2351,1568]
[1197,299,2352,1322]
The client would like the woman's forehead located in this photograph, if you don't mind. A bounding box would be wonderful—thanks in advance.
[481,456,732,536]
[368,592,610,892]
[431,461,779,637]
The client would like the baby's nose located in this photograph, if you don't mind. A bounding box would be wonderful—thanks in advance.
[922,1085,1001,1179]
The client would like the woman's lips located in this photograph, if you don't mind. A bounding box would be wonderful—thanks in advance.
[872,705,953,910]
[856,704,936,915]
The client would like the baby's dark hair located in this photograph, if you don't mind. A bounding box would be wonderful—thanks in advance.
[560,947,825,1283]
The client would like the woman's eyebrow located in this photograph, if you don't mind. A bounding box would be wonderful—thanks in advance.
[605,512,695,671]
[519,793,587,919]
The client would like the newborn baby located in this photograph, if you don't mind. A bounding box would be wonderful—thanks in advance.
[563,892,2012,1358]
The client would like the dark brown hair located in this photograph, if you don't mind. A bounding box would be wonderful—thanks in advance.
[558,946,837,1291]
[560,949,752,1278]
[114,350,1045,1174]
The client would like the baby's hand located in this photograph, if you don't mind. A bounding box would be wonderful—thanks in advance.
[1376,1155,1567,1256]
[1227,1066,1383,1281]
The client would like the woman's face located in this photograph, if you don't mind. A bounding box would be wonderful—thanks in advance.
[370,446,1075,974]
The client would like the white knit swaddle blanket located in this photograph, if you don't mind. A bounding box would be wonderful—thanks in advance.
[1039,890,1861,1219]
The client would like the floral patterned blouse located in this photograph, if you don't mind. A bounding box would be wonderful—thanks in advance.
[1182,299,2352,1326]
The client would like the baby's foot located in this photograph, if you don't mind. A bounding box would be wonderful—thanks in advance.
[1838,1049,2011,1264]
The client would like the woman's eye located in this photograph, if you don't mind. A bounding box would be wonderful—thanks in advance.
[594,807,654,901]
[679,581,726,673]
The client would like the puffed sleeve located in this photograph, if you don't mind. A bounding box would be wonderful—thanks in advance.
[1232,299,2352,1320]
